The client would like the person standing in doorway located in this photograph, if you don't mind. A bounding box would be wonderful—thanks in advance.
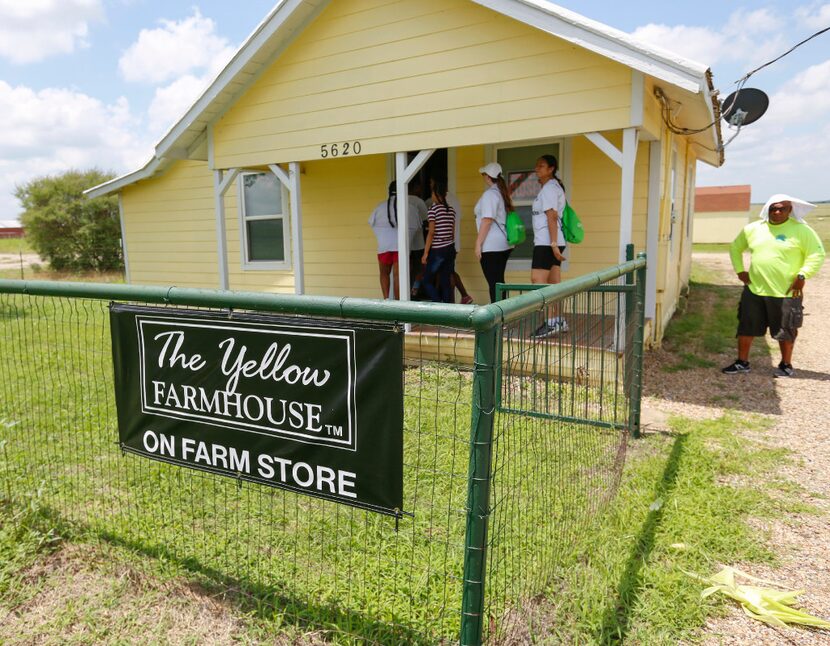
[368,182,402,299]
[722,194,825,377]
[421,178,456,303]
[474,162,513,303]
[407,180,429,293]
[530,154,569,337]
[424,175,474,304]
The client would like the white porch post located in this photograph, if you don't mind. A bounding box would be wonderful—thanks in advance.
[289,162,305,295]
[645,140,662,320]
[395,149,435,302]
[619,127,639,263]
[395,153,408,301]
[118,194,130,284]
[213,169,239,290]
[270,163,305,295]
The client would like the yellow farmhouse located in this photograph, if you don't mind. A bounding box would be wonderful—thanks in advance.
[87,0,724,344]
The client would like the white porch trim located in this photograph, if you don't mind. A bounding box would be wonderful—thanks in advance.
[268,163,305,294]
[396,149,435,302]
[213,168,239,290]
[619,127,639,264]
[646,140,662,321]
[584,131,623,168]
[118,194,130,284]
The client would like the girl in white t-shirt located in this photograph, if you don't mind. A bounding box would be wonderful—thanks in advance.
[368,182,402,299]
[474,162,513,303]
[530,154,569,336]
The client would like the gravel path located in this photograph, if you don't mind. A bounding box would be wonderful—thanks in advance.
[646,252,830,645]
[0,252,39,270]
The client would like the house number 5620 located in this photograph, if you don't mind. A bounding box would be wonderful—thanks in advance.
[320,141,362,158]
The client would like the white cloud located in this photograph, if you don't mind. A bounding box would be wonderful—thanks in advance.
[796,3,830,29]
[118,9,237,137]
[0,81,152,219]
[147,74,210,135]
[0,0,103,64]
[118,9,235,85]
[631,9,784,67]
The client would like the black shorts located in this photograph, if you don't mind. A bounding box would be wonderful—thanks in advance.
[737,286,784,337]
[531,245,566,270]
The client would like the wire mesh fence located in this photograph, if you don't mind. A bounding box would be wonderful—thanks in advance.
[482,280,639,643]
[0,254,646,644]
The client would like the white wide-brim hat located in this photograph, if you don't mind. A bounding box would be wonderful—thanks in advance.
[759,193,816,223]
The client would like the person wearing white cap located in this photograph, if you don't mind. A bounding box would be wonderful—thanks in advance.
[473,162,513,302]
[722,194,826,377]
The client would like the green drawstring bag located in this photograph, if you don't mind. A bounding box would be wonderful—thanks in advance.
[561,202,584,244]
[505,211,526,246]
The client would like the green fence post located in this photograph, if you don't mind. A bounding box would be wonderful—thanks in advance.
[622,244,635,409]
[460,324,499,646]
[628,253,647,438]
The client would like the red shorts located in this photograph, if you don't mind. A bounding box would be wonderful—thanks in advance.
[377,251,398,265]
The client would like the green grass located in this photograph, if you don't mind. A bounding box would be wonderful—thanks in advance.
[811,215,830,247]
[537,414,818,644]
[659,263,770,371]
[692,243,731,253]
[0,237,33,254]
[0,291,816,643]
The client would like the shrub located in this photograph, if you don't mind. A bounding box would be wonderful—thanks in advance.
[16,169,123,272]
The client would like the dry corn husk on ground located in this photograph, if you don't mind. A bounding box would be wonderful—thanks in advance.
[687,566,830,631]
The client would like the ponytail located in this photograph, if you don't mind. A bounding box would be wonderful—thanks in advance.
[432,177,449,208]
[493,175,514,212]
[386,181,397,228]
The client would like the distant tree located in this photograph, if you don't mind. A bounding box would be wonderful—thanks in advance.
[15,169,123,272]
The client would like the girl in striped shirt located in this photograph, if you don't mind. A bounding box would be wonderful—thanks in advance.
[420,178,457,303]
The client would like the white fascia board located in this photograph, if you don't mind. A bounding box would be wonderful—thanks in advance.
[83,157,164,199]
[154,0,326,161]
[472,0,707,94]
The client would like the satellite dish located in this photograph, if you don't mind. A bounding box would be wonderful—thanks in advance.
[721,88,769,127]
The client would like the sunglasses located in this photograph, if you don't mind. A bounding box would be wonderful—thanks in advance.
[769,204,791,212]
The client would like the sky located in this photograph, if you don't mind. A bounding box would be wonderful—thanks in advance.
[0,0,828,222]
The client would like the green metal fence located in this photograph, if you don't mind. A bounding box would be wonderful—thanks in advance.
[0,253,646,645]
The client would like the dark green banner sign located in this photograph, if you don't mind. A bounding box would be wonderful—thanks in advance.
[110,305,404,515]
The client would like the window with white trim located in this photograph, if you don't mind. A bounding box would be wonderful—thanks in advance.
[239,171,290,269]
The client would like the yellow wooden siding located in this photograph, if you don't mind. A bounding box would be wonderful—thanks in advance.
[654,132,693,336]
[121,160,221,288]
[693,210,749,243]
[212,0,632,168]
[299,154,389,299]
[568,134,648,276]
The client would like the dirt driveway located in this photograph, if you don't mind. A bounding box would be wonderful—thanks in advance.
[0,252,40,270]
[647,252,830,645]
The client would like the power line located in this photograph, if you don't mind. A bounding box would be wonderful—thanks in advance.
[655,25,830,145]
[736,26,830,84]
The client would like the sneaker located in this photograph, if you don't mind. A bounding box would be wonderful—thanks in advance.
[773,362,795,378]
[721,359,750,375]
[460,295,474,305]
[531,319,568,339]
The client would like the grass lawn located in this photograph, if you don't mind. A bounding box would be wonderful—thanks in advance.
[0,274,818,643]
[811,214,830,247]
[0,237,33,254]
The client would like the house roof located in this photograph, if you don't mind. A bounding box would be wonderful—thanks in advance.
[695,185,752,213]
[86,0,723,198]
